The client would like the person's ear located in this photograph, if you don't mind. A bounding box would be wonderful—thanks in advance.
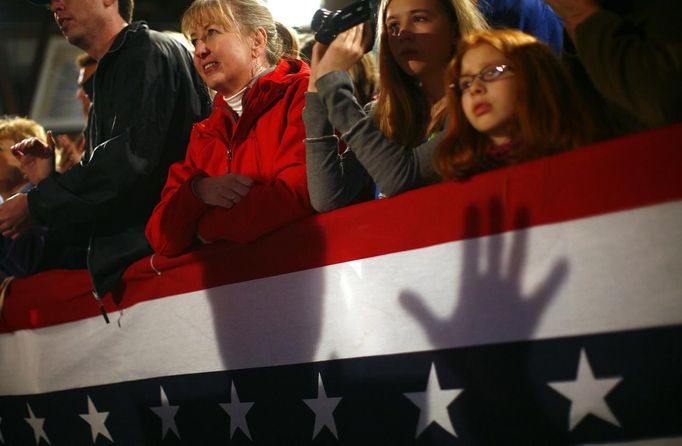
[251,28,268,58]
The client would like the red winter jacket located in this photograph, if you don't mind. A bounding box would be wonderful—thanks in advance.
[145,59,313,256]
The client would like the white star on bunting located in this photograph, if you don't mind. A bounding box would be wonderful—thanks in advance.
[549,348,623,430]
[79,396,113,443]
[404,362,463,438]
[150,386,180,440]
[220,381,254,440]
[25,403,51,445]
[303,373,343,439]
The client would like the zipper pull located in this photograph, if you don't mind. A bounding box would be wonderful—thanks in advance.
[92,291,110,324]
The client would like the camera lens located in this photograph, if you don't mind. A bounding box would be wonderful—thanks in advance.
[311,8,331,32]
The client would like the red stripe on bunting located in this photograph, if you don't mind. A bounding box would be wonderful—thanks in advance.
[3,124,682,332]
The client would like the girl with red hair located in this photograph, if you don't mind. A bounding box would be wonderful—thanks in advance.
[434,29,596,180]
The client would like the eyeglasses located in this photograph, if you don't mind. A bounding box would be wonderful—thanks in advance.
[451,64,514,94]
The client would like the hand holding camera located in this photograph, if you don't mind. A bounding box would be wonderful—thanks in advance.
[308,23,373,92]
[311,0,379,49]
[308,0,379,93]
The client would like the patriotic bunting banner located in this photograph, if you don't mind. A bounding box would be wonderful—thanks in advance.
[1,124,681,445]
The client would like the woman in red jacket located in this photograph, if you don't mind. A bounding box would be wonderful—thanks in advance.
[146,0,312,256]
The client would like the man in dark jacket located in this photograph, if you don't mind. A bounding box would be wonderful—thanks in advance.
[545,0,682,134]
[0,0,211,302]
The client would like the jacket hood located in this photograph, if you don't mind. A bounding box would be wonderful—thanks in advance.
[195,58,310,141]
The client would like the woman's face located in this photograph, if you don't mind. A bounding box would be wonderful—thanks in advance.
[189,21,254,96]
[459,43,518,145]
[385,0,455,80]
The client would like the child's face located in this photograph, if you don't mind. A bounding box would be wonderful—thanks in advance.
[459,43,517,146]
[385,0,455,81]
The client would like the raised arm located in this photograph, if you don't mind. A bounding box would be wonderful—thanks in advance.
[547,0,682,129]
[315,71,440,198]
[303,91,371,213]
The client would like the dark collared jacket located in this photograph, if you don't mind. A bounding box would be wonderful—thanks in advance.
[564,0,682,134]
[27,21,212,297]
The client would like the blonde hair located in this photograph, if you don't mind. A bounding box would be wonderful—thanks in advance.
[434,29,597,180]
[181,0,283,65]
[275,21,300,59]
[373,0,488,147]
[0,116,46,144]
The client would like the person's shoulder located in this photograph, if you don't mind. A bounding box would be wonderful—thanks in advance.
[119,25,192,65]
[119,23,184,52]
[264,59,310,90]
[279,58,311,79]
[482,0,557,19]
[116,21,152,46]
[148,29,191,51]
[110,22,156,58]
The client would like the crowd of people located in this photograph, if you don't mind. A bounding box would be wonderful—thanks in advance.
[0,0,679,299]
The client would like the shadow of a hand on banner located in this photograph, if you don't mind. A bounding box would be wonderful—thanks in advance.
[400,198,569,351]
[398,198,571,441]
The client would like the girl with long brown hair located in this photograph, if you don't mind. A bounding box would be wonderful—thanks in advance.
[434,28,596,180]
[304,0,488,212]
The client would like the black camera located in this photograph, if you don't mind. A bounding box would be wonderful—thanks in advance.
[311,0,379,51]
